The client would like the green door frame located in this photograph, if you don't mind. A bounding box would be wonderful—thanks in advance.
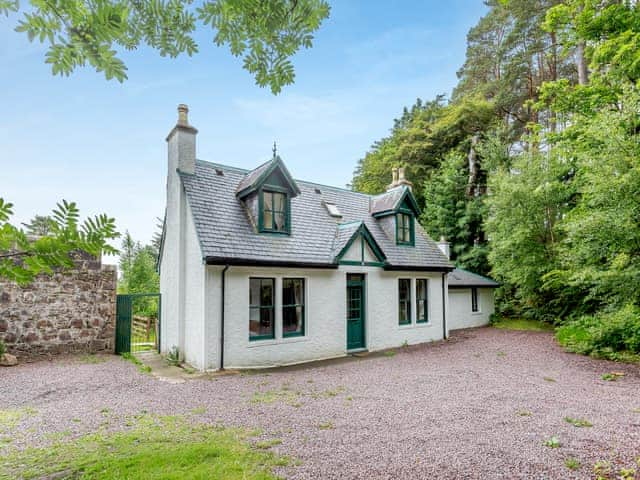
[115,293,161,355]
[346,275,366,350]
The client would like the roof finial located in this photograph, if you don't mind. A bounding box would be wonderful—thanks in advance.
[272,141,277,158]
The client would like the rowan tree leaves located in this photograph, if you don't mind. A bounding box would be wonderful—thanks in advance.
[6,0,330,93]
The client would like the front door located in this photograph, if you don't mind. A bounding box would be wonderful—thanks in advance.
[346,274,365,350]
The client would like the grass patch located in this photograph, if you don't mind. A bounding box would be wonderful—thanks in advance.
[564,457,580,470]
[0,407,37,433]
[190,406,207,415]
[492,317,555,332]
[250,389,300,406]
[601,372,625,381]
[516,410,532,417]
[543,376,556,383]
[255,439,282,450]
[564,416,593,428]
[383,350,396,357]
[0,415,289,480]
[121,352,152,374]
[318,422,334,430]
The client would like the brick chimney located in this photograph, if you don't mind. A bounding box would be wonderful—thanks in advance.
[166,104,198,175]
[387,166,413,191]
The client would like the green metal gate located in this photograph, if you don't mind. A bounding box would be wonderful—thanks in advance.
[115,293,161,354]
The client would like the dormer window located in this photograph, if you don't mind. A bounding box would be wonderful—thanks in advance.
[236,155,301,236]
[260,189,289,234]
[396,212,414,246]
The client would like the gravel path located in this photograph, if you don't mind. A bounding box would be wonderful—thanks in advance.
[2,328,639,479]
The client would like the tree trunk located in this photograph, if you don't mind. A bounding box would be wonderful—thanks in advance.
[466,134,480,198]
[576,42,589,85]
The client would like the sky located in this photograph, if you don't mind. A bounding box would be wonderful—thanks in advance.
[0,1,487,264]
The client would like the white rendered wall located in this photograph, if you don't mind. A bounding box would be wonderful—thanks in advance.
[448,288,495,330]
[181,202,206,369]
[209,265,448,370]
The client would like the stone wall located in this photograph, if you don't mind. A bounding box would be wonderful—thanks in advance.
[0,253,117,358]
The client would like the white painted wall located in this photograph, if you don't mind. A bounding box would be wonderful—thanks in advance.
[448,288,495,330]
[201,265,448,370]
[364,268,446,350]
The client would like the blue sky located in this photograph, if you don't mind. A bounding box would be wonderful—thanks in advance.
[0,1,487,261]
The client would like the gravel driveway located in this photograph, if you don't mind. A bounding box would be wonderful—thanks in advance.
[2,328,639,479]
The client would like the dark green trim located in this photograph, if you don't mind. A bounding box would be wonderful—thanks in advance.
[339,260,386,267]
[236,156,301,199]
[395,212,415,246]
[335,222,387,265]
[249,277,275,341]
[398,278,411,325]
[206,256,339,269]
[416,278,428,324]
[346,275,366,350]
[371,186,421,218]
[282,277,305,338]
[258,188,290,235]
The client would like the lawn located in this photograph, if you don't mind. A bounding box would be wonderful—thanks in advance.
[491,317,555,332]
[0,415,286,480]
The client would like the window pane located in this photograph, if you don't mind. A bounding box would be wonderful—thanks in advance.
[416,279,426,300]
[283,306,303,335]
[273,192,285,211]
[263,210,273,230]
[283,278,305,337]
[274,212,285,231]
[264,192,273,210]
[418,301,425,322]
[399,279,411,324]
[249,308,261,335]
[260,279,273,306]
[249,278,260,306]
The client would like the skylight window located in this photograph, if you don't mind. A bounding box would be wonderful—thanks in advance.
[324,202,342,218]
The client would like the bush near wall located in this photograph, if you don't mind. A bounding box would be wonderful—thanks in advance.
[0,252,117,359]
[556,305,640,363]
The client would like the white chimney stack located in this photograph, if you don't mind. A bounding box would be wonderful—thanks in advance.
[167,104,198,175]
[437,236,450,259]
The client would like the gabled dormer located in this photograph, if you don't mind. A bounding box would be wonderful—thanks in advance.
[236,155,301,235]
[370,167,420,246]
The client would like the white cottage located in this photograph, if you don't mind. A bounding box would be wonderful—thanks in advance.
[159,105,495,371]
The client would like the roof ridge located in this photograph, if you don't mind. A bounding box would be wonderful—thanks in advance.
[196,158,372,197]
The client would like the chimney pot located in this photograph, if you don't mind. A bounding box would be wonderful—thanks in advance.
[177,104,189,126]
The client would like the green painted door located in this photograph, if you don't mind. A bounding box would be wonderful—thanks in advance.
[115,295,132,354]
[347,275,365,350]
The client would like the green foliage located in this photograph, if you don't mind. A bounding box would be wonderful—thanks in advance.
[556,305,640,362]
[165,346,180,366]
[0,199,118,285]
[0,414,287,479]
[6,0,329,94]
[491,317,555,332]
[0,340,5,357]
[118,231,160,317]
[543,436,561,448]
[564,457,581,470]
[564,416,592,428]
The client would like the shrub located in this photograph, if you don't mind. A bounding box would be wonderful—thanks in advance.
[556,305,640,361]
[0,340,5,357]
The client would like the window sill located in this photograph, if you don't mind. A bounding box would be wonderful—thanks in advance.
[398,322,432,330]
[247,335,309,348]
[471,312,483,315]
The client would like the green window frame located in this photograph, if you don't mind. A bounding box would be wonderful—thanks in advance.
[398,278,411,325]
[282,278,305,337]
[249,277,275,341]
[471,287,479,313]
[396,212,414,245]
[416,279,428,323]
[259,189,290,234]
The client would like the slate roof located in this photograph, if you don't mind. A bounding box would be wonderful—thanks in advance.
[180,159,453,270]
[448,268,500,288]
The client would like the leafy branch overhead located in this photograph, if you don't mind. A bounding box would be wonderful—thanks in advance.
[1,0,330,93]
[0,198,119,284]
